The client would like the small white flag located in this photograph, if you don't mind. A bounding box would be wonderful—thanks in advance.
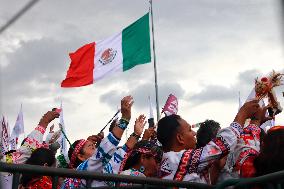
[58,102,68,156]
[10,104,24,150]
[1,116,10,155]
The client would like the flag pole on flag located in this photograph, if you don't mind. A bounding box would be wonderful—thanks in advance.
[59,123,73,149]
[149,0,160,121]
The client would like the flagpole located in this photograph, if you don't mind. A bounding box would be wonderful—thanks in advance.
[99,109,121,133]
[149,0,160,121]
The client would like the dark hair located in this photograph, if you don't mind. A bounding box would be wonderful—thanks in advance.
[21,148,55,186]
[254,127,284,177]
[123,140,162,171]
[68,140,85,169]
[196,119,221,148]
[123,152,142,171]
[157,114,181,151]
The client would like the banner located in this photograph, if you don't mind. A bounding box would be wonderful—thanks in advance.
[161,94,178,116]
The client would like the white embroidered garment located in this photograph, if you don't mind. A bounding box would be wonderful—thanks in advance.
[159,122,243,183]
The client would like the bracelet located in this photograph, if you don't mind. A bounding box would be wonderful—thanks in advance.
[130,132,141,141]
[121,117,130,122]
[117,118,129,130]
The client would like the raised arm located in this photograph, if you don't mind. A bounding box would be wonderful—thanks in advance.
[184,100,261,174]
[102,115,146,187]
[4,110,59,164]
[82,96,134,172]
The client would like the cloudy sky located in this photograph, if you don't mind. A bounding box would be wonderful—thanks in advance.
[0,0,283,145]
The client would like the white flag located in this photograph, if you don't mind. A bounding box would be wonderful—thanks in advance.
[10,104,24,150]
[1,116,10,155]
[59,102,68,156]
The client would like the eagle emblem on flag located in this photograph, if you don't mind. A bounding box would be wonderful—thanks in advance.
[99,48,117,65]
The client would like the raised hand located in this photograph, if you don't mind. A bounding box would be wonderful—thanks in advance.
[87,132,104,145]
[121,95,134,121]
[39,110,60,128]
[235,100,260,127]
[252,105,274,126]
[134,114,147,136]
[111,96,134,140]
[142,127,156,141]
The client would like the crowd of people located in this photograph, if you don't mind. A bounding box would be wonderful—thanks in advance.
[0,91,284,188]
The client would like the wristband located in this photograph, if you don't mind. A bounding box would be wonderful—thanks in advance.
[118,118,129,130]
[130,132,141,141]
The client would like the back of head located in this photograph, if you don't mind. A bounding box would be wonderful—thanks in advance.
[21,148,55,186]
[196,119,221,148]
[25,148,55,166]
[254,126,284,176]
[157,114,181,151]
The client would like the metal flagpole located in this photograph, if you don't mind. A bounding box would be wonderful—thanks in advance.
[149,0,160,121]
[99,109,121,133]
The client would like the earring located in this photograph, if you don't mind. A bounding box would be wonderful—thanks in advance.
[139,165,145,173]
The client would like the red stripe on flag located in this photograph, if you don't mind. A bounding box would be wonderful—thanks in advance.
[61,42,95,87]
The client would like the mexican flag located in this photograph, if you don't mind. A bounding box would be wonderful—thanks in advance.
[61,13,151,87]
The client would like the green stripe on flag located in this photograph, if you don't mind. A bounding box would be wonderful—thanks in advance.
[122,13,151,71]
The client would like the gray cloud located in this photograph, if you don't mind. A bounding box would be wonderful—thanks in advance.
[100,81,185,110]
[188,69,284,106]
[189,85,237,105]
